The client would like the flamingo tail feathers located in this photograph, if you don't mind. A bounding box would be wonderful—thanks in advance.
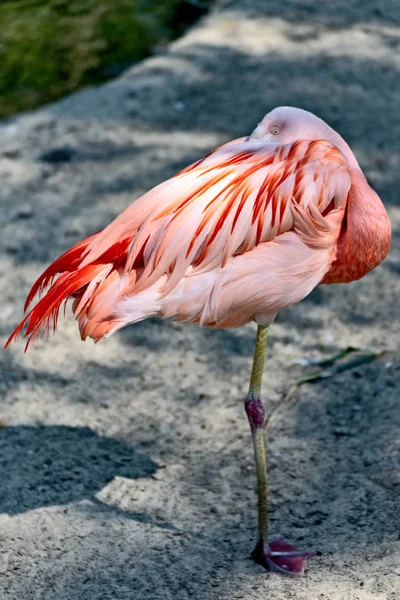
[5,262,113,351]
[23,233,99,312]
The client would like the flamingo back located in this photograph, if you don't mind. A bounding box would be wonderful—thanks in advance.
[6,138,352,348]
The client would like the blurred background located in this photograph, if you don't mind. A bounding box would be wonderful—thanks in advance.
[0,1,399,600]
[0,0,211,117]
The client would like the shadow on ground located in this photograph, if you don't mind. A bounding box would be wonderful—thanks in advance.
[0,425,157,515]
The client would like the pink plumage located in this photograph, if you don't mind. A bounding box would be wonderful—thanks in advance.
[6,106,390,348]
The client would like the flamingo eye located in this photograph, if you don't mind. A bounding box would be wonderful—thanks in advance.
[270,126,280,135]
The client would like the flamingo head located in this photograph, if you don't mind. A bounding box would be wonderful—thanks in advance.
[250,106,360,170]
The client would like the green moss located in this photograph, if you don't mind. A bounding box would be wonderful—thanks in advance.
[0,0,210,118]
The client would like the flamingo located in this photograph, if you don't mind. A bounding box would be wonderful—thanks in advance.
[5,106,391,576]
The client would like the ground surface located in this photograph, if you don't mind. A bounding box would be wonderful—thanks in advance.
[0,1,399,599]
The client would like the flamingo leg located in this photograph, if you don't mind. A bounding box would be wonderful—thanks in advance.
[244,325,314,576]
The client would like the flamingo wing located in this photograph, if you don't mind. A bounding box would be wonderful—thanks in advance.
[6,138,352,348]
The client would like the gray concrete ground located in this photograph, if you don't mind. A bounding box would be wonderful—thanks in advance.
[0,1,399,598]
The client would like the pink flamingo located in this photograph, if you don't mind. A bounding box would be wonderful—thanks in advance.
[6,107,391,575]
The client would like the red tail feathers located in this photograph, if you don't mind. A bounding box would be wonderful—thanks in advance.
[6,235,97,350]
[23,233,98,312]
[5,223,139,350]
[5,263,109,351]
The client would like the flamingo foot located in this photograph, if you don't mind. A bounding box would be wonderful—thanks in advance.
[251,537,315,576]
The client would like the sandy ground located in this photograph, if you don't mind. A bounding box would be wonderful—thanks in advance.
[1,1,400,599]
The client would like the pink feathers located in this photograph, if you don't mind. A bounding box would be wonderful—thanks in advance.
[6,263,111,350]
[5,106,391,350]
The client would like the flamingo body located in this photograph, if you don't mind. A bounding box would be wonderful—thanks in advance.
[6,107,391,349]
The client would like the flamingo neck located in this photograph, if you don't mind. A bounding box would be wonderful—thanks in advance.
[322,169,391,284]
